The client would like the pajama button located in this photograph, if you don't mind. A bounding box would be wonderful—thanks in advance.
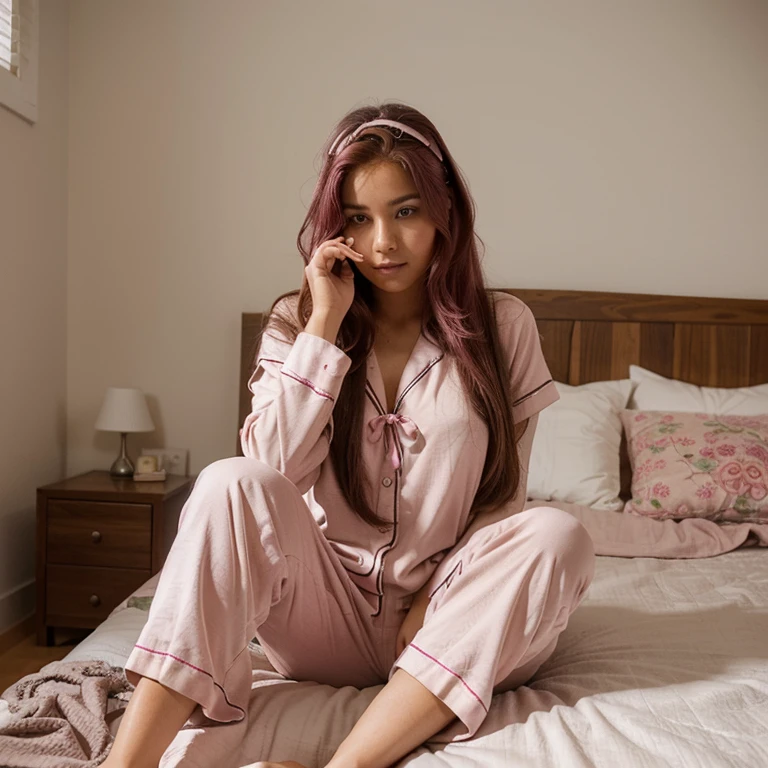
[382,477,392,487]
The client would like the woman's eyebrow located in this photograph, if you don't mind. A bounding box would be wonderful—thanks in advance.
[342,193,421,211]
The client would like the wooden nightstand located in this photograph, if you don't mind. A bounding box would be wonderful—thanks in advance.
[36,470,196,646]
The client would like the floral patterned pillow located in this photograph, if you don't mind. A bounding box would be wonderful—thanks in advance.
[620,409,768,523]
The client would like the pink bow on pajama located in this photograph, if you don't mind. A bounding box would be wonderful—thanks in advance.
[367,413,420,471]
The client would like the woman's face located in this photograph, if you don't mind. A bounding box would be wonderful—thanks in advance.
[340,162,437,297]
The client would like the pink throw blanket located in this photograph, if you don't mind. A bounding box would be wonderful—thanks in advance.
[0,659,133,767]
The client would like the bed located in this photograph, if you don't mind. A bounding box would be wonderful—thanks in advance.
[3,288,768,768]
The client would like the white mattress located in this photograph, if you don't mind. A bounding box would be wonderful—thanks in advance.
[62,542,768,767]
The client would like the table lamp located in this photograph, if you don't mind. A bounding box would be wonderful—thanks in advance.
[95,387,156,477]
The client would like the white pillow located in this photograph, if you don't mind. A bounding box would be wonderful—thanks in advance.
[628,365,768,414]
[527,379,634,511]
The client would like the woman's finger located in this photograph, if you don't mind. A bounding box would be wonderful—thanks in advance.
[329,237,364,261]
[328,246,351,265]
[314,244,345,264]
[339,243,364,262]
[314,237,364,262]
[328,245,364,266]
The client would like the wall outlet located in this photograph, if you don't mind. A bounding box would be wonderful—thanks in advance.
[140,448,189,476]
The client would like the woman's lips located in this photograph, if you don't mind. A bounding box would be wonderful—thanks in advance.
[375,263,406,275]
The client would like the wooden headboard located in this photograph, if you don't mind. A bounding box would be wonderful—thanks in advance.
[236,289,768,456]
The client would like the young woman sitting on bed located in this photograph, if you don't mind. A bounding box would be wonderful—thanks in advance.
[103,102,596,768]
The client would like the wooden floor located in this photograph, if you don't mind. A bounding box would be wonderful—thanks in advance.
[0,628,90,695]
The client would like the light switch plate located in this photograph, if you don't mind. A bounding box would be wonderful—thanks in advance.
[139,448,189,476]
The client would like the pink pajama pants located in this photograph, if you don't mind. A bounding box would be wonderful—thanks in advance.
[124,457,595,740]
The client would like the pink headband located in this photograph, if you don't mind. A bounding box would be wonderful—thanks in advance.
[328,119,444,162]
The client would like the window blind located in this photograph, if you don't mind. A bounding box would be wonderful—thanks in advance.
[0,0,26,77]
[0,0,37,121]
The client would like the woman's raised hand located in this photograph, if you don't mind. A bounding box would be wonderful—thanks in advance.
[305,236,365,319]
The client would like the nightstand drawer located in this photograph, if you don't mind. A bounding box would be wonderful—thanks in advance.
[37,471,194,645]
[47,499,152,569]
[46,564,152,625]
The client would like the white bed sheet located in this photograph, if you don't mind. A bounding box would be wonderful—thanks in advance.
[61,535,768,767]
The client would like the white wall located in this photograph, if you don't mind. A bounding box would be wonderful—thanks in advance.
[0,0,69,633]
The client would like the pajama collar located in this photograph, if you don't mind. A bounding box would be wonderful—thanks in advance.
[365,331,443,472]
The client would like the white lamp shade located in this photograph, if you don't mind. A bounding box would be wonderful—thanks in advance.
[95,387,155,433]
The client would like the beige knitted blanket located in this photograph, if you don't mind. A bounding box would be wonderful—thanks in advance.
[0,659,133,767]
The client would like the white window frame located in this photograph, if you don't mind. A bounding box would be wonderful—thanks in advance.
[0,0,39,124]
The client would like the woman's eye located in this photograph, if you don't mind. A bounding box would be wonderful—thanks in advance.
[346,207,418,226]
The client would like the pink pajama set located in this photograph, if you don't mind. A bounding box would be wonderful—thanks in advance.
[124,291,595,741]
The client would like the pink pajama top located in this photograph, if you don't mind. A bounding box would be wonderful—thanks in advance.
[240,291,559,615]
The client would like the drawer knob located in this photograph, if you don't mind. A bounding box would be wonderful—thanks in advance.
[91,531,102,543]
[90,594,101,607]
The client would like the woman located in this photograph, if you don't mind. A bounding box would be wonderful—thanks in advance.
[104,102,595,768]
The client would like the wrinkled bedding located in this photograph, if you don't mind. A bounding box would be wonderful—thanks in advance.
[3,501,767,767]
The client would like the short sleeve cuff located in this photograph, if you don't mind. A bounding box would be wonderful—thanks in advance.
[278,331,352,401]
[511,379,559,423]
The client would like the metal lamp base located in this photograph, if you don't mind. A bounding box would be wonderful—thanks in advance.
[109,432,135,477]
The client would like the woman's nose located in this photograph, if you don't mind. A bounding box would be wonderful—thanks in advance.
[373,220,397,253]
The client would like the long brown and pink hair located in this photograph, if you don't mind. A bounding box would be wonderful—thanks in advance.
[265,101,520,530]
